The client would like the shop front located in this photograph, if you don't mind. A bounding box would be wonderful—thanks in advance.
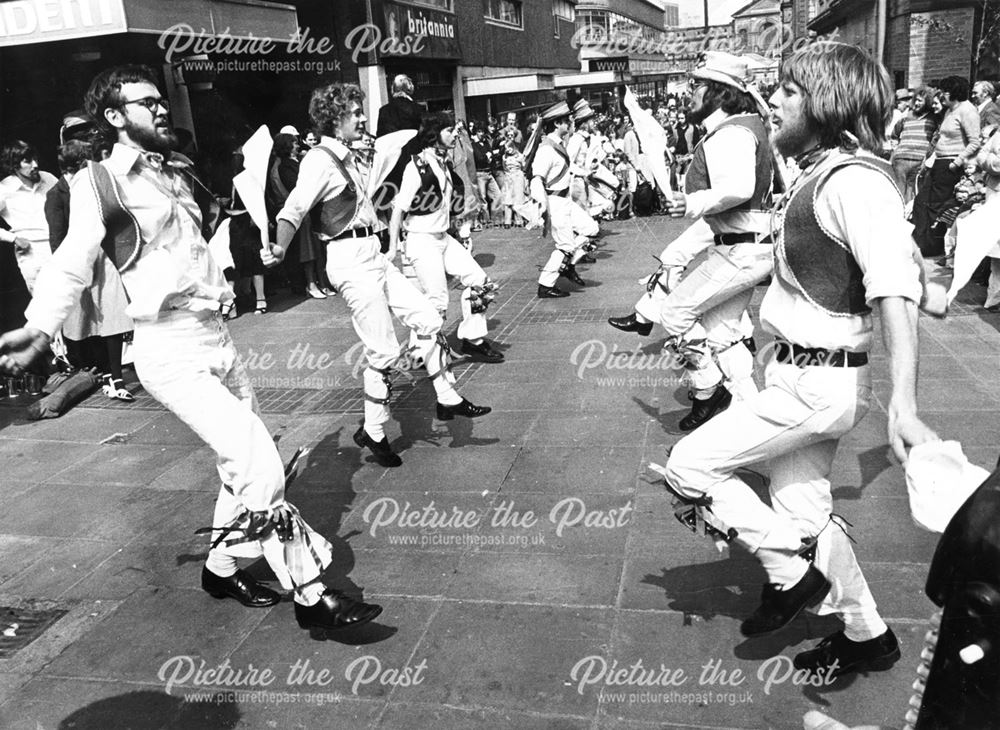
[360,0,462,129]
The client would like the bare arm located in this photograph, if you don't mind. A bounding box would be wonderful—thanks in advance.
[878,295,939,463]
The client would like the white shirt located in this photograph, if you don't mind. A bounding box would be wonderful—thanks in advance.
[566,131,590,170]
[25,144,232,336]
[276,136,377,238]
[759,149,923,351]
[531,133,587,193]
[395,149,452,234]
[0,171,58,245]
[684,110,769,236]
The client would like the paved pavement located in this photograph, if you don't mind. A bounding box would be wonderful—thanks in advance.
[0,215,997,730]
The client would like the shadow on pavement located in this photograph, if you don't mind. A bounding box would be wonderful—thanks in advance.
[58,690,240,729]
[641,552,767,624]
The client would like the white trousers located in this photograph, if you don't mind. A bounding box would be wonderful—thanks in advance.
[635,242,772,396]
[403,230,489,342]
[325,235,450,428]
[131,310,331,592]
[539,194,600,287]
[14,239,51,293]
[664,358,886,639]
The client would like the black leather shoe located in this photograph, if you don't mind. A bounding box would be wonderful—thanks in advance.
[353,425,402,467]
[538,284,569,298]
[461,339,504,363]
[294,589,383,630]
[608,313,653,336]
[201,567,280,608]
[678,386,732,431]
[436,398,492,420]
[740,565,831,637]
[562,264,586,286]
[793,628,901,678]
[580,253,597,264]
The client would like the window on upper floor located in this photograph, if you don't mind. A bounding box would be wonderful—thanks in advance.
[553,0,574,22]
[403,0,455,10]
[485,0,523,28]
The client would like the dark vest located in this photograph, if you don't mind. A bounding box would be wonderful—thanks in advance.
[310,145,360,238]
[540,138,571,192]
[684,114,773,212]
[407,153,464,219]
[88,160,143,276]
[780,155,901,316]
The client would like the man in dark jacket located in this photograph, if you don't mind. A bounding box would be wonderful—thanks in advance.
[376,75,423,138]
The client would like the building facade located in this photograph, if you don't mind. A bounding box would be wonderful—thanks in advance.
[731,0,783,57]
[572,0,673,98]
[808,0,992,88]
[346,0,582,128]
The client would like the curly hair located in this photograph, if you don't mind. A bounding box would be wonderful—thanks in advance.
[416,112,455,150]
[308,83,365,136]
[1,140,37,176]
[84,65,160,140]
[780,41,893,154]
[57,140,94,174]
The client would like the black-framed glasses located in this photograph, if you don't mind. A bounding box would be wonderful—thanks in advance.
[120,96,170,113]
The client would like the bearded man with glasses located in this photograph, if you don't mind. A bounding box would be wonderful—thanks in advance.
[0,65,383,633]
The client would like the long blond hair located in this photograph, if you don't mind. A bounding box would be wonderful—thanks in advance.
[780,42,893,153]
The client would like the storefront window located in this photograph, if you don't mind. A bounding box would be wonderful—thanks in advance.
[485,0,523,28]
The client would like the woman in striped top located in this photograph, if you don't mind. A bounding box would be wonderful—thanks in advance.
[890,87,938,203]
[911,76,982,256]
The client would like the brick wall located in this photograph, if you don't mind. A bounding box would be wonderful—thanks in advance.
[907,7,975,86]
[887,14,911,87]
[833,5,876,56]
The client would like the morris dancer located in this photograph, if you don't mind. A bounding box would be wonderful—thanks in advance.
[531,100,599,298]
[389,112,503,364]
[609,52,776,431]
[272,83,490,469]
[658,43,941,677]
[0,65,381,631]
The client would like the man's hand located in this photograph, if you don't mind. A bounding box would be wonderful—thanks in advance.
[270,504,295,542]
[0,328,51,374]
[665,192,687,217]
[12,237,30,253]
[887,403,939,464]
[665,265,684,292]
[260,244,285,268]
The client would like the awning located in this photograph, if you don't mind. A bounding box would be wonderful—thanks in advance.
[465,73,554,97]
[554,70,630,88]
[0,0,299,48]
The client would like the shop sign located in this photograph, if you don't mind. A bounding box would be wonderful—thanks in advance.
[0,0,126,47]
[382,0,460,60]
[592,56,629,72]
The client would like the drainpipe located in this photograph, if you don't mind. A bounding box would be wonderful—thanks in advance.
[875,0,888,61]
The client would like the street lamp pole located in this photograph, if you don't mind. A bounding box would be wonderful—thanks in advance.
[704,0,709,31]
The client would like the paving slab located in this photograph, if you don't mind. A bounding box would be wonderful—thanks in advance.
[39,586,272,682]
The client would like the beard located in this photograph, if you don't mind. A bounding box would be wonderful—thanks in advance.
[23,169,41,184]
[124,116,178,154]
[771,117,816,158]
[686,98,716,126]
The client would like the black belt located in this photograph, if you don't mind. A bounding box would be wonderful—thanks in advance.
[774,340,868,368]
[332,225,375,240]
[714,232,761,245]
[547,189,569,198]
